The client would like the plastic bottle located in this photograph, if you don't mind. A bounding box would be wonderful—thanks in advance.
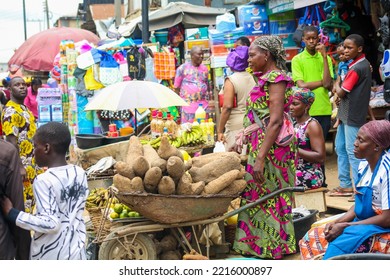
[155,111,164,137]
[162,127,169,137]
[200,119,208,143]
[207,118,215,145]
[150,110,158,139]
[194,103,206,122]
[166,114,176,137]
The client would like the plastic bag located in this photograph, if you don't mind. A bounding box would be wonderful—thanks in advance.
[99,51,122,86]
[76,49,102,70]
[213,141,226,153]
[84,67,104,90]
[216,13,236,33]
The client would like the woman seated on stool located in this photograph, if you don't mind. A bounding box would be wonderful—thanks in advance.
[299,120,390,260]
[290,87,325,189]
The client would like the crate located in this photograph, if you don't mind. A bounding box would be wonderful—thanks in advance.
[88,207,112,242]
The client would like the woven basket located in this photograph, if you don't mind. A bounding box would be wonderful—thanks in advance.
[88,207,112,242]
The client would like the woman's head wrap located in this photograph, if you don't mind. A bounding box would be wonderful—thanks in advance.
[226,46,249,72]
[252,35,287,71]
[360,120,390,149]
[292,87,315,105]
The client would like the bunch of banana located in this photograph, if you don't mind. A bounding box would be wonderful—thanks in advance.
[169,137,182,148]
[149,136,161,148]
[180,125,205,146]
[86,187,119,209]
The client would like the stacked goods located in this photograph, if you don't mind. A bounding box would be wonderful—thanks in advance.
[113,135,247,196]
[86,187,119,209]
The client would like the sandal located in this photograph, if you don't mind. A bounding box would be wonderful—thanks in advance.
[328,186,354,197]
[348,194,355,202]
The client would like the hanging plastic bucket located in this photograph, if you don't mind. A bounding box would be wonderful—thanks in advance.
[155,30,168,46]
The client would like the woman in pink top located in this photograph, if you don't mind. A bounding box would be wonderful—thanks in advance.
[24,78,44,119]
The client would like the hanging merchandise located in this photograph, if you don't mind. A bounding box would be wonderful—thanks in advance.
[319,11,350,45]
[74,67,94,98]
[168,24,185,47]
[127,46,146,80]
[76,48,102,70]
[113,50,130,81]
[154,52,176,80]
[293,5,326,47]
[144,56,158,83]
[99,51,122,86]
[84,66,104,90]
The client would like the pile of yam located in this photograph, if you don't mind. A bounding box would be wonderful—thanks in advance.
[113,135,247,196]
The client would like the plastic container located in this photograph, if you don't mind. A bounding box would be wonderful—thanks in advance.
[75,134,104,149]
[200,119,208,143]
[119,127,134,136]
[155,111,164,137]
[155,30,168,46]
[293,209,318,250]
[150,110,158,138]
[195,103,206,122]
[207,118,215,145]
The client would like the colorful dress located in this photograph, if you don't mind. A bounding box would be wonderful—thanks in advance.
[173,62,209,123]
[233,70,297,259]
[295,117,324,189]
[1,100,40,213]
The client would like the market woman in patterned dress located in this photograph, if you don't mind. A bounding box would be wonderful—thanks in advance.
[290,87,325,189]
[233,36,297,259]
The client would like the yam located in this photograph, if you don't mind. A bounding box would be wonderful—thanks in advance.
[144,167,162,193]
[113,174,132,193]
[182,249,208,260]
[151,158,167,173]
[143,144,160,165]
[191,152,240,168]
[126,136,143,167]
[177,173,192,195]
[166,156,185,180]
[158,176,175,195]
[114,161,135,180]
[177,173,205,195]
[133,156,149,178]
[189,154,241,183]
[202,170,240,195]
[130,177,144,193]
[191,181,205,195]
[158,136,182,160]
[219,179,247,195]
[236,164,247,179]
[184,158,192,171]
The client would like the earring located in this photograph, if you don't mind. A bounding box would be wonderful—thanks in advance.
[265,57,268,62]
[375,147,379,151]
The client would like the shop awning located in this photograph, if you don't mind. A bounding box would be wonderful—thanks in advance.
[266,0,327,14]
[118,1,226,38]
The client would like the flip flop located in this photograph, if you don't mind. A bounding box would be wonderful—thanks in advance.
[348,194,355,202]
[329,191,354,197]
[328,186,353,197]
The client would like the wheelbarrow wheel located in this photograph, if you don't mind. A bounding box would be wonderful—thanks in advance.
[98,232,157,260]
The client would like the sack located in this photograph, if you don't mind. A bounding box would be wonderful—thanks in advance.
[293,7,310,47]
[253,110,295,147]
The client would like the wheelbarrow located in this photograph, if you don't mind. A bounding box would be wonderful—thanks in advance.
[94,187,305,260]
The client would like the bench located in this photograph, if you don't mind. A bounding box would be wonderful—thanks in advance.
[293,187,328,213]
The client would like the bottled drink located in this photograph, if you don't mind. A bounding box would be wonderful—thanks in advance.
[194,103,206,122]
[155,111,164,137]
[150,110,158,139]
[207,118,215,145]
[162,127,169,137]
[166,114,177,137]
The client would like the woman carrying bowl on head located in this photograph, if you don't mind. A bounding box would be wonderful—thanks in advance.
[232,36,297,259]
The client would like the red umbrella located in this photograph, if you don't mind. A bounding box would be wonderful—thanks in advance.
[8,27,100,72]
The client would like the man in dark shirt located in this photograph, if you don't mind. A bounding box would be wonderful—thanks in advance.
[0,139,31,259]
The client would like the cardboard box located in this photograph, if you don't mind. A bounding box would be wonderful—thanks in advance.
[269,20,296,35]
[185,27,209,40]
[285,48,300,61]
[237,4,268,26]
[243,19,269,36]
[184,39,210,50]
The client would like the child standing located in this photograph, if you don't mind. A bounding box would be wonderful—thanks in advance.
[331,34,372,199]
[0,122,89,260]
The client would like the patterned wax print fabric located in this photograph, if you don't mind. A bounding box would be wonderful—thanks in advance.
[232,70,298,259]
[1,100,40,212]
[14,165,89,260]
[173,62,209,123]
[295,117,324,189]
